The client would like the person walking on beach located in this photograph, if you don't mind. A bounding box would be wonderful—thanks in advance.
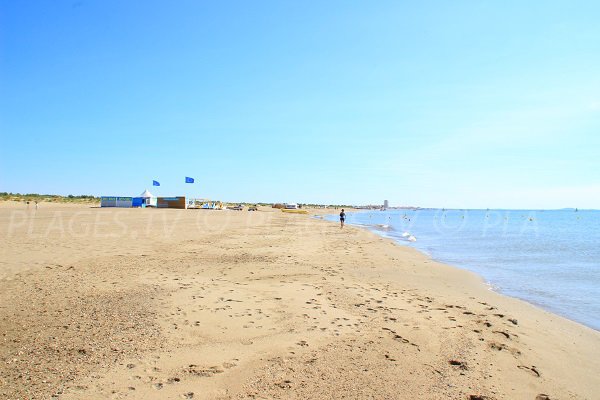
[339,209,346,228]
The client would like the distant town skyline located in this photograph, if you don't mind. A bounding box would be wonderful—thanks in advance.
[1,1,598,209]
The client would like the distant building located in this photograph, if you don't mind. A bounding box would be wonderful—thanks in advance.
[383,200,389,209]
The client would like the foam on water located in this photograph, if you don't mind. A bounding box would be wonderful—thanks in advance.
[325,209,600,331]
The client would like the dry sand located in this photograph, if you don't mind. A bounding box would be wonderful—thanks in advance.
[0,202,598,400]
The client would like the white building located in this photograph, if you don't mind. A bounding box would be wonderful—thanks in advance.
[140,189,157,207]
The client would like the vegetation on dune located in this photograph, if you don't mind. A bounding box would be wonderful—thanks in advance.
[0,192,100,203]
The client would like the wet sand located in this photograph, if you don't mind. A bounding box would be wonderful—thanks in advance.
[1,202,598,399]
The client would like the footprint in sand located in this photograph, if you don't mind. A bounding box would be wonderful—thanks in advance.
[518,365,541,377]
[184,365,224,377]
[448,360,468,370]
[489,341,521,356]
[493,330,512,339]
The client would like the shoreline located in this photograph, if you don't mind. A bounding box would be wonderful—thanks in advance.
[1,202,598,399]
[327,210,600,333]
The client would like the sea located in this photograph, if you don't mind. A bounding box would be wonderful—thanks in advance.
[324,209,599,331]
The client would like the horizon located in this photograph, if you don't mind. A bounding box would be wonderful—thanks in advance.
[2,191,598,211]
[1,1,599,209]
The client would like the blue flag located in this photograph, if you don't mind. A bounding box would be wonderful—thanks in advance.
[153,180,160,186]
[185,177,194,183]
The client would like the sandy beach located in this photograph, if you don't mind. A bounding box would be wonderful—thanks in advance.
[1,202,598,400]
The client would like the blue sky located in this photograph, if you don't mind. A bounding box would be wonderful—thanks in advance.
[1,1,599,208]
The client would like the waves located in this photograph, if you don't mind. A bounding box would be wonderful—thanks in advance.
[325,209,600,331]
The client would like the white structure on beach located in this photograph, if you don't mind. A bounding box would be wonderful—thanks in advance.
[384,200,389,209]
[140,189,157,207]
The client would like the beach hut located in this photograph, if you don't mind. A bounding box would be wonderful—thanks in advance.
[157,196,187,209]
[100,196,133,208]
[100,196,117,207]
[132,197,144,207]
[139,189,157,207]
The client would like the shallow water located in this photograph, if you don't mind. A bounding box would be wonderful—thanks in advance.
[325,209,600,331]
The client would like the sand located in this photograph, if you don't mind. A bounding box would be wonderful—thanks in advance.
[0,201,598,400]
